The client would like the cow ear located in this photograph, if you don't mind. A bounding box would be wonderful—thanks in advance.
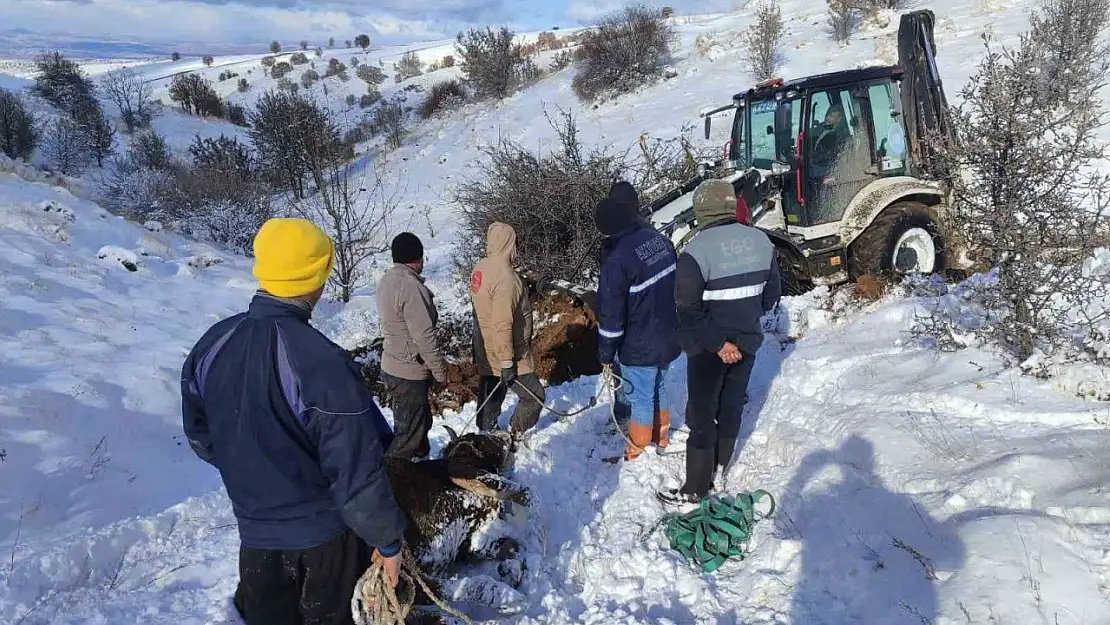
[444,426,459,444]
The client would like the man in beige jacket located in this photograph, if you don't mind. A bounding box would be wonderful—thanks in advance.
[469,222,545,440]
[376,232,446,460]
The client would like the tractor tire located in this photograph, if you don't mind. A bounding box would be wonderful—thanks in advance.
[848,202,945,279]
[776,248,811,296]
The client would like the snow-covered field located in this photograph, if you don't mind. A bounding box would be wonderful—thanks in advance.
[2,1,1110,623]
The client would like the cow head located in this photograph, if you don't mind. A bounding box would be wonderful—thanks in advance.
[441,428,514,476]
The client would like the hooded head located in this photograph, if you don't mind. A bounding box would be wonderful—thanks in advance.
[485,222,517,261]
[692,179,737,226]
[594,181,642,237]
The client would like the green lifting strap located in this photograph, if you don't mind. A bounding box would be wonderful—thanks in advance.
[663,490,776,573]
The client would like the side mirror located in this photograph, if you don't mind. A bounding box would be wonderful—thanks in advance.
[771,161,791,175]
[704,115,712,140]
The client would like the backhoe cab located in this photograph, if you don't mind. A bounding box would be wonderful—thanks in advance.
[649,9,964,292]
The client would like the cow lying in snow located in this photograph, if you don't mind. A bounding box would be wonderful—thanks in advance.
[353,428,532,624]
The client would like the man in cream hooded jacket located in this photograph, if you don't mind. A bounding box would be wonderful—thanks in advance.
[469,222,545,439]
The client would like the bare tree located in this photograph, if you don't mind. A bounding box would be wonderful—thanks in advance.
[102,67,156,132]
[270,40,282,54]
[827,0,859,43]
[202,55,215,67]
[355,34,371,50]
[925,0,1110,361]
[746,0,786,80]
[45,117,90,175]
[293,163,398,302]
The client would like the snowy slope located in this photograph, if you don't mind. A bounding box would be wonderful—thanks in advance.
[2,1,1110,624]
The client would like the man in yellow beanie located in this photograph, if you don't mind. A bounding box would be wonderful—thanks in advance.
[181,217,406,625]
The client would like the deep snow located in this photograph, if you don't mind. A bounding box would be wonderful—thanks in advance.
[2,1,1110,624]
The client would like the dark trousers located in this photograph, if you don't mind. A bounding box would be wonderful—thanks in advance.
[476,373,545,435]
[233,529,370,625]
[682,350,756,496]
[382,373,432,460]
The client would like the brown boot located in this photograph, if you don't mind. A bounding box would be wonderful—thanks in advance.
[652,409,671,449]
[624,422,653,461]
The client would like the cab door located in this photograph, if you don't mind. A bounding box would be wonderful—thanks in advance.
[802,86,875,225]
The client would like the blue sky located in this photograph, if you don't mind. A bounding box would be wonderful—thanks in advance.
[0,0,721,47]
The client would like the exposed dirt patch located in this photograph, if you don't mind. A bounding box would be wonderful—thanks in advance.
[532,295,602,385]
[854,274,887,301]
[351,294,600,415]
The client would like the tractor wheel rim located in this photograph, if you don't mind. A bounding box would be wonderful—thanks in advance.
[893,227,936,273]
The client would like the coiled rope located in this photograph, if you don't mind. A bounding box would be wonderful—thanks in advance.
[351,546,473,625]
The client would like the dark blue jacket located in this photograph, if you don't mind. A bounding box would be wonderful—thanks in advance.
[181,294,406,552]
[594,182,681,367]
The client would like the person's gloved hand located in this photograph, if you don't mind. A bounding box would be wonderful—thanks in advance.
[500,363,517,387]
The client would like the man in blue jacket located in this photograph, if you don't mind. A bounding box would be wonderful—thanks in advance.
[181,218,406,625]
[595,182,681,461]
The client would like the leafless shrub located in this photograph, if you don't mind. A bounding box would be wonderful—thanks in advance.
[746,0,786,80]
[129,129,172,170]
[441,54,456,68]
[397,51,424,80]
[356,64,387,85]
[325,58,348,78]
[924,0,1110,363]
[572,4,676,102]
[238,77,250,93]
[419,79,467,119]
[454,108,624,282]
[102,67,157,132]
[828,0,861,42]
[0,88,39,160]
[271,61,293,79]
[290,52,309,65]
[301,69,319,88]
[550,50,574,72]
[455,26,539,99]
[44,117,88,175]
[261,56,276,68]
[373,96,406,149]
[361,87,382,108]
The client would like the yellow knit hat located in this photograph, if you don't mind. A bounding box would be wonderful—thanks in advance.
[252,218,335,298]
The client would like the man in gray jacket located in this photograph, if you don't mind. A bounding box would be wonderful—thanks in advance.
[658,180,781,505]
[376,232,446,460]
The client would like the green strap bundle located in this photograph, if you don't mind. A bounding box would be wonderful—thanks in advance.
[663,490,776,573]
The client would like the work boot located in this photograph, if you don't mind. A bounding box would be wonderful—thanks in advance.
[624,422,653,461]
[657,446,715,506]
[652,409,671,450]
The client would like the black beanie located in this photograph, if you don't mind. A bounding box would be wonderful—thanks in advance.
[594,181,642,236]
[391,232,423,264]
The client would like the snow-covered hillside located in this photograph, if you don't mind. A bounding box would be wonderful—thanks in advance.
[2,1,1110,624]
